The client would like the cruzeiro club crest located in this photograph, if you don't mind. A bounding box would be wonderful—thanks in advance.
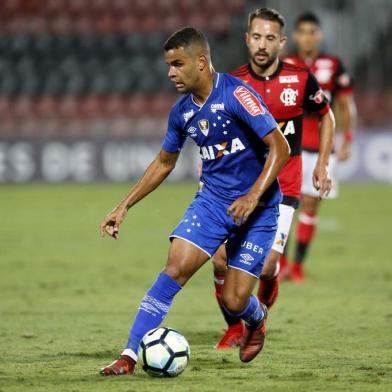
[198,119,209,136]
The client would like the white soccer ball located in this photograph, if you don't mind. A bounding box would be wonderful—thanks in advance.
[138,327,190,377]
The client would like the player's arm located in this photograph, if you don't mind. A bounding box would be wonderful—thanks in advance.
[304,72,336,198]
[100,149,179,239]
[315,108,335,198]
[228,128,290,225]
[334,93,357,161]
[333,60,357,161]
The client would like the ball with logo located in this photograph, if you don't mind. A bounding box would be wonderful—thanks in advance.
[138,327,190,377]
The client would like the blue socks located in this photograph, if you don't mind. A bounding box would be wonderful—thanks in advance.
[225,294,265,329]
[125,272,182,357]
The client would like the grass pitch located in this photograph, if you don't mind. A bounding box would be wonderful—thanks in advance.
[0,182,391,392]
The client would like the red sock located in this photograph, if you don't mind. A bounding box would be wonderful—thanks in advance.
[295,212,318,264]
[257,275,279,309]
[214,272,225,308]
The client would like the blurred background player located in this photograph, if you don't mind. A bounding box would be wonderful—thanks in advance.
[284,12,357,282]
[211,8,335,349]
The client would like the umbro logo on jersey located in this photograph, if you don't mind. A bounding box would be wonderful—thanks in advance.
[233,86,265,116]
[187,126,197,138]
[239,253,254,265]
[200,137,245,160]
[198,119,209,136]
[183,109,195,123]
[279,75,299,83]
[210,103,225,113]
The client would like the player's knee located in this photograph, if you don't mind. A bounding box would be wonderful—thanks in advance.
[221,291,247,313]
[260,269,276,281]
[163,264,183,285]
[163,260,192,286]
[302,196,319,214]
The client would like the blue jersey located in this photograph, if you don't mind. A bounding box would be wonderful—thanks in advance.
[162,73,282,206]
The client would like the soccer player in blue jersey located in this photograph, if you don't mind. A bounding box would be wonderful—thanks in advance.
[99,27,290,376]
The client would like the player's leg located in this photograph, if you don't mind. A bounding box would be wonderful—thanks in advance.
[101,238,210,376]
[258,203,295,306]
[292,194,319,282]
[278,244,290,275]
[124,238,209,356]
[290,151,321,282]
[292,152,338,281]
[221,266,267,362]
[212,203,294,348]
[101,195,228,375]
[212,245,244,349]
[223,206,278,362]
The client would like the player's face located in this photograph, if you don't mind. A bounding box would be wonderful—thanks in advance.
[164,47,200,93]
[246,18,286,69]
[293,22,323,53]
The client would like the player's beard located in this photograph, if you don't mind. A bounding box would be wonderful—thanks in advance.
[251,50,277,71]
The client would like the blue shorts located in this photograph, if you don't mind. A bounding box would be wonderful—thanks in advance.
[169,192,278,278]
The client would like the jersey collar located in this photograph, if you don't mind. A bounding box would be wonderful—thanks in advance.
[247,61,283,81]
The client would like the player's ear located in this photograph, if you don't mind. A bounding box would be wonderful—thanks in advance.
[280,35,287,50]
[198,55,208,71]
[245,31,249,45]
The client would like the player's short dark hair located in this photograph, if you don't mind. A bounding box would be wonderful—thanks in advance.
[248,8,286,33]
[295,12,321,29]
[164,27,210,54]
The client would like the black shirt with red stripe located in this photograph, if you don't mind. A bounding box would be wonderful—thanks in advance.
[284,53,354,151]
[231,61,329,201]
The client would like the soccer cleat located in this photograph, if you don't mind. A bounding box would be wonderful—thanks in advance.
[291,263,306,283]
[215,322,244,349]
[239,303,268,363]
[279,262,294,282]
[100,355,136,376]
[257,276,279,309]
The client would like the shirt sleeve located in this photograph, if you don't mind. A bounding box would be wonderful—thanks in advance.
[334,59,354,96]
[227,84,278,139]
[303,71,330,115]
[161,108,187,153]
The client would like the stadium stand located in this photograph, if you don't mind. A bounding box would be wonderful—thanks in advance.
[0,0,390,138]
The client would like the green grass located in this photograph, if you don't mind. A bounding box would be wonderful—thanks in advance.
[0,182,391,392]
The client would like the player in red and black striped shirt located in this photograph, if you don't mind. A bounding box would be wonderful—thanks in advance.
[284,12,357,282]
[211,8,335,349]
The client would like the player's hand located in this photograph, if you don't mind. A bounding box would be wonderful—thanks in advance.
[227,193,258,225]
[337,141,351,161]
[312,163,332,199]
[100,205,128,240]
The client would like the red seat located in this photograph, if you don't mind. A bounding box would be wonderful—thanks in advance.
[13,97,34,119]
[35,97,58,118]
[58,97,80,119]
[126,95,149,117]
[104,95,127,118]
